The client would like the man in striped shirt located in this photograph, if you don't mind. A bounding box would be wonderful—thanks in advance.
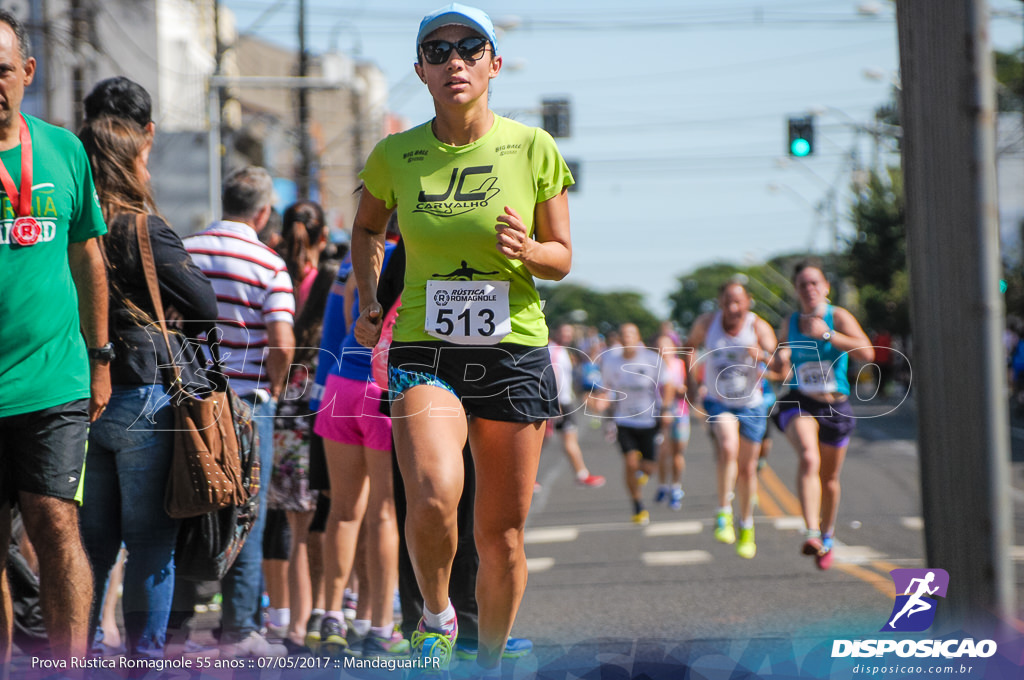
[185,166,295,657]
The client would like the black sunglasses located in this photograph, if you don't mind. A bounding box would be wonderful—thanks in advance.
[419,37,491,65]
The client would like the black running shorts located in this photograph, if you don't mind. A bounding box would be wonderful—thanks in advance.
[388,342,560,423]
[616,424,661,462]
[0,399,90,504]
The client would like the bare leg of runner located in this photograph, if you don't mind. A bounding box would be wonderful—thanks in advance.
[469,418,544,670]
[391,386,468,617]
[785,416,823,536]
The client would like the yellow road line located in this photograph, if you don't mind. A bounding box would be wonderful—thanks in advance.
[759,464,803,517]
[756,484,784,517]
[761,465,896,602]
[835,562,896,599]
[869,560,903,576]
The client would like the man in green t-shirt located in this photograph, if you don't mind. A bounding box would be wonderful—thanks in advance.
[0,9,109,662]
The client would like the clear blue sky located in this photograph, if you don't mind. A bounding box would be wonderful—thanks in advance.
[224,0,1024,318]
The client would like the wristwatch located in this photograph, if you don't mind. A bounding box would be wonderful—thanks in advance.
[821,331,832,342]
[88,342,116,363]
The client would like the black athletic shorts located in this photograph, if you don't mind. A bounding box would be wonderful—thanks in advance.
[262,508,291,561]
[308,432,329,491]
[616,424,661,462]
[388,342,560,423]
[0,399,90,504]
[308,492,330,534]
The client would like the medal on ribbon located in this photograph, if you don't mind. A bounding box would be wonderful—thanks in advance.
[1,115,35,247]
[11,215,40,246]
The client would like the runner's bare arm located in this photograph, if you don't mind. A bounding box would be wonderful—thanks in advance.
[68,238,110,421]
[771,318,792,377]
[351,189,394,347]
[752,317,779,363]
[829,307,875,362]
[495,190,571,280]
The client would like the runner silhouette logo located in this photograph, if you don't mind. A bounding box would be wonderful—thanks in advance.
[882,568,949,632]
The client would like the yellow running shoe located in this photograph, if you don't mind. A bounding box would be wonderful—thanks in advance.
[714,511,736,544]
[632,509,650,526]
[736,526,756,559]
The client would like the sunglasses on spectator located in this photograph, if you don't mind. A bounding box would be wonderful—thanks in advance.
[419,37,491,65]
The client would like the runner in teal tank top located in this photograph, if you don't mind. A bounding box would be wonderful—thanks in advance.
[348,4,573,675]
[772,260,874,570]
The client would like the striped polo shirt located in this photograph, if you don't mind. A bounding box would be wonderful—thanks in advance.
[185,220,295,397]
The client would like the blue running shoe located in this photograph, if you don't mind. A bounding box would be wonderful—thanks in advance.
[455,636,533,660]
[669,488,685,511]
[654,486,669,503]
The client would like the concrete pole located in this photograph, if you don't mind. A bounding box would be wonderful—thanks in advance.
[895,0,1015,631]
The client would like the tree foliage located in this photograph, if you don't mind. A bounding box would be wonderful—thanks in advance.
[842,166,908,334]
[537,283,661,339]
[995,48,1024,113]
[667,255,811,333]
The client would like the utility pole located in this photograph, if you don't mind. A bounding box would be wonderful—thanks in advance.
[296,0,312,200]
[69,0,90,130]
[896,0,1015,632]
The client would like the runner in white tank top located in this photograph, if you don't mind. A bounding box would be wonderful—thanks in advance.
[685,280,777,559]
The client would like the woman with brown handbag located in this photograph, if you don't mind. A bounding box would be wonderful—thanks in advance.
[77,113,218,658]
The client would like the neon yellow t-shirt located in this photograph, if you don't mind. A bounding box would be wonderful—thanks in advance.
[359,115,573,347]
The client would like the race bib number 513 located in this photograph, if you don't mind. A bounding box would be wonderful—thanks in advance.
[425,280,511,345]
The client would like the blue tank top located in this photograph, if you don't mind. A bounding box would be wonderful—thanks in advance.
[787,305,849,396]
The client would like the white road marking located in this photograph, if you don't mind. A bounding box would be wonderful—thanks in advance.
[525,527,579,544]
[526,557,556,573]
[641,550,713,566]
[773,517,807,531]
[901,517,924,530]
[834,545,888,565]
[644,521,703,537]
[1011,546,1024,562]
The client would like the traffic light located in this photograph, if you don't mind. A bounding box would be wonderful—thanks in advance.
[787,115,815,157]
[542,98,571,138]
[565,159,580,192]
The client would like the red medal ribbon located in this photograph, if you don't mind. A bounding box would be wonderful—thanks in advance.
[1,115,37,246]
[0,114,33,219]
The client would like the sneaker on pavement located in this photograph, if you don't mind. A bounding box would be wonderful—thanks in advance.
[362,631,410,658]
[576,473,606,488]
[343,592,358,622]
[305,612,323,651]
[455,636,533,660]
[669,488,685,511]
[264,622,289,641]
[410,616,458,673]
[802,536,824,556]
[220,631,287,658]
[631,509,650,526]
[714,511,736,544]
[319,616,349,658]
[654,486,669,503]
[736,526,756,559]
[816,546,834,570]
[282,638,312,656]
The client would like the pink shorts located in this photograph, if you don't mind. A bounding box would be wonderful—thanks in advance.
[313,375,393,451]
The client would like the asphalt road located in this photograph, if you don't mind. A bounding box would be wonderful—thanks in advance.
[507,390,1024,677]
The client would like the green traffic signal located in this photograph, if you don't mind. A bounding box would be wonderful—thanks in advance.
[787,115,815,157]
